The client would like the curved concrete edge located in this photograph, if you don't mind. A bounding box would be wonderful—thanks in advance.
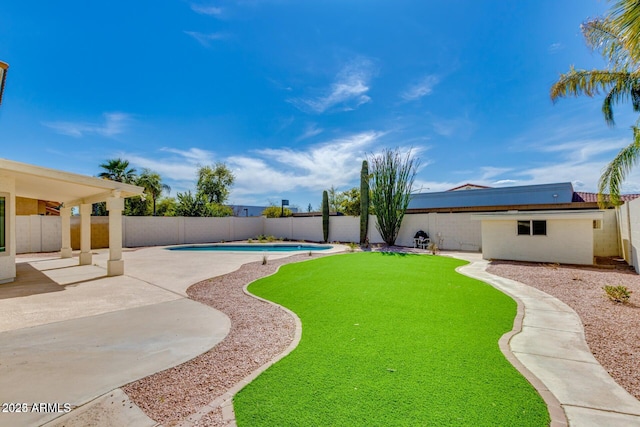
[42,388,159,427]
[21,298,231,427]
[454,256,640,427]
[175,255,332,427]
[454,262,568,427]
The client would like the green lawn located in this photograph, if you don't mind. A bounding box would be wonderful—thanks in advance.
[234,252,549,426]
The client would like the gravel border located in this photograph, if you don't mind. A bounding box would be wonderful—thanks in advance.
[122,250,640,425]
[123,253,329,426]
[486,260,640,401]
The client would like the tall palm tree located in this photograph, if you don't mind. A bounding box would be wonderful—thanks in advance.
[98,158,137,184]
[551,2,640,206]
[137,169,171,216]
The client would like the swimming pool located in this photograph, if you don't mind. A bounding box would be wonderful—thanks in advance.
[168,243,333,252]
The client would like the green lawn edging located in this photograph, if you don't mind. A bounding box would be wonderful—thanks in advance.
[234,252,550,426]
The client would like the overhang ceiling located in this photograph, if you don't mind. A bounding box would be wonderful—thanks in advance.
[0,158,144,205]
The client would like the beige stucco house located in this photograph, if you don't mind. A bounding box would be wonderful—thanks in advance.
[0,158,144,283]
[472,210,605,265]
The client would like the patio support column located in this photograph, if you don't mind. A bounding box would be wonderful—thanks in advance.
[60,206,72,258]
[107,196,124,276]
[79,203,92,265]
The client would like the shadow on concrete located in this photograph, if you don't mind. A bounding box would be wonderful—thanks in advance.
[0,263,64,299]
[0,263,108,300]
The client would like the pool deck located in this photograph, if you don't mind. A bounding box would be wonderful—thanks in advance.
[1,246,639,426]
[0,244,345,427]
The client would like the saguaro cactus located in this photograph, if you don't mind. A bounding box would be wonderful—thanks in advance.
[359,160,369,244]
[322,190,329,242]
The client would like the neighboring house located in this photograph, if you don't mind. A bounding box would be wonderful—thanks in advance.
[447,183,491,191]
[16,197,60,216]
[407,182,640,266]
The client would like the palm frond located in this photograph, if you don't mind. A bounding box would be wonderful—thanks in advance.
[611,0,640,66]
[582,17,632,69]
[551,68,640,125]
[598,126,640,207]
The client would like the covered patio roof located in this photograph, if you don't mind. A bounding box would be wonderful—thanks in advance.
[0,158,144,205]
[1,158,145,282]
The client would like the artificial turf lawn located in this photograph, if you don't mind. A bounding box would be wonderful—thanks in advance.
[234,252,549,426]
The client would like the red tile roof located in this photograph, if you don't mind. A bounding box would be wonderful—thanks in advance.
[572,192,640,203]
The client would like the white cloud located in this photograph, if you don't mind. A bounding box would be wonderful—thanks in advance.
[492,179,518,186]
[122,131,383,203]
[43,112,131,138]
[184,31,228,46]
[401,75,439,101]
[190,4,223,16]
[295,123,323,141]
[548,43,563,54]
[289,58,374,114]
[479,166,513,180]
[431,115,476,139]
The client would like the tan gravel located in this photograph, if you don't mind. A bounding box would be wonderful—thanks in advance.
[122,253,323,426]
[486,260,640,400]
[123,251,640,425]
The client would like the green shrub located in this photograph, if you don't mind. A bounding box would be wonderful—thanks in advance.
[603,285,632,303]
[347,242,358,252]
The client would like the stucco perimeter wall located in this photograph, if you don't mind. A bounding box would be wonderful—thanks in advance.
[593,209,620,257]
[124,216,265,247]
[16,215,62,253]
[395,212,482,250]
[621,198,640,271]
[15,213,483,252]
[481,219,594,265]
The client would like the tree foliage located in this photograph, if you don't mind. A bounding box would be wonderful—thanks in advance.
[98,158,137,183]
[262,205,293,218]
[174,191,232,217]
[197,163,235,204]
[155,197,177,216]
[551,2,640,206]
[137,169,171,216]
[339,187,361,216]
[369,148,418,246]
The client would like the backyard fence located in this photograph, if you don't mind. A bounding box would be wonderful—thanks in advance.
[15,212,485,254]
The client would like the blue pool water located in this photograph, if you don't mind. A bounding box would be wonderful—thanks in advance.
[168,243,333,252]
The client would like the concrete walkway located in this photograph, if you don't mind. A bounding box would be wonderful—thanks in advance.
[449,252,640,427]
[0,244,345,427]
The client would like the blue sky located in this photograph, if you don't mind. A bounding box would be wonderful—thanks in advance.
[2,0,639,210]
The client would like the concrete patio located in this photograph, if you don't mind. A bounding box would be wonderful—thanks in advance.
[1,246,639,426]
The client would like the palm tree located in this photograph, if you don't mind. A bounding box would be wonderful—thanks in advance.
[551,2,640,206]
[98,158,137,184]
[137,169,171,216]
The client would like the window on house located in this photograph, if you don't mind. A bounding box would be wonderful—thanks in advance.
[532,220,546,235]
[0,197,5,252]
[517,220,530,235]
[517,220,546,236]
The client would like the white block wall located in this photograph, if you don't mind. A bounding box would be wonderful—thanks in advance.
[594,209,620,257]
[623,199,640,271]
[481,219,594,265]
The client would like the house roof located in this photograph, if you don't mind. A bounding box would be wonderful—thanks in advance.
[408,182,575,210]
[0,158,144,206]
[447,183,491,191]
[572,192,640,203]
